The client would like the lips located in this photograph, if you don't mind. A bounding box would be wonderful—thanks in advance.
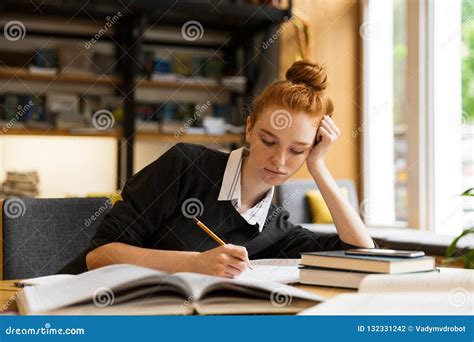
[264,168,286,175]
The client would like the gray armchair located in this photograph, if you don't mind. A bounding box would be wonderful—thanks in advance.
[274,179,359,223]
[0,197,111,280]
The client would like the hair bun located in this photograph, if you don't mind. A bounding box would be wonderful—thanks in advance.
[285,60,328,91]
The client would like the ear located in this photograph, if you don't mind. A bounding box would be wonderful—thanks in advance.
[245,116,253,144]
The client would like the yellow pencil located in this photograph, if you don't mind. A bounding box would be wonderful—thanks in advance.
[192,217,253,270]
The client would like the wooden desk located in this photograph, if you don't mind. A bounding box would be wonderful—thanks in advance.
[0,280,19,313]
[0,279,354,315]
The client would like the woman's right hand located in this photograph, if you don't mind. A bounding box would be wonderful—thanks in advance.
[194,244,251,278]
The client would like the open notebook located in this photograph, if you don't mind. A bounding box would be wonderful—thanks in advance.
[17,263,319,315]
[299,269,474,315]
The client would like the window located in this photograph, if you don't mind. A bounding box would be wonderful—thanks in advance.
[461,0,474,230]
[362,0,471,234]
[361,0,407,227]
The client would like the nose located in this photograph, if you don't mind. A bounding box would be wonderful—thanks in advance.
[271,149,285,167]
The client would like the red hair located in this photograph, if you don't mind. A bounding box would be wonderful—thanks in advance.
[249,60,334,123]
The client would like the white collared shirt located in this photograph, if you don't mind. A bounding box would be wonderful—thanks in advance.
[217,147,274,232]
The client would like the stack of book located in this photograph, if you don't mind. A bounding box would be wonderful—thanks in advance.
[1,171,40,197]
[299,250,436,289]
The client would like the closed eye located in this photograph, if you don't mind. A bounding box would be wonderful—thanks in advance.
[261,138,275,146]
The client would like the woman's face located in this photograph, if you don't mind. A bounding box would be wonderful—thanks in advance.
[245,106,319,186]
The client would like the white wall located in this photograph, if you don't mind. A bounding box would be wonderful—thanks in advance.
[0,136,117,197]
[134,140,232,173]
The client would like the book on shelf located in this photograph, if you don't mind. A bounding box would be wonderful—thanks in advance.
[150,73,178,82]
[299,269,474,315]
[185,127,206,135]
[135,102,158,132]
[56,43,92,75]
[136,120,159,132]
[90,52,116,76]
[300,250,436,274]
[28,48,58,75]
[225,123,246,134]
[179,76,219,86]
[24,95,48,126]
[46,93,86,129]
[17,264,323,315]
[159,120,187,134]
[0,93,49,127]
[203,116,227,135]
[222,75,247,93]
[100,95,123,123]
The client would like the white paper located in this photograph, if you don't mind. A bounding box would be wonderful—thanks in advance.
[236,259,300,284]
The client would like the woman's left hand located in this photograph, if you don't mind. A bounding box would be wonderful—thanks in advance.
[307,115,340,171]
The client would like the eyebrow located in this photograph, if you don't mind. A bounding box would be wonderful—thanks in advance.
[259,129,312,146]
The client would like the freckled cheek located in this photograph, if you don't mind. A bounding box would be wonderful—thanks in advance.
[288,156,306,172]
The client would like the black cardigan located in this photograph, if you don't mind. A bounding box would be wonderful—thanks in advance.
[62,142,363,274]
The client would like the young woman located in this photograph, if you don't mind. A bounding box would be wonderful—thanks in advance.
[83,60,376,278]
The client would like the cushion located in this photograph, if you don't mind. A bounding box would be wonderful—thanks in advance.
[306,187,349,223]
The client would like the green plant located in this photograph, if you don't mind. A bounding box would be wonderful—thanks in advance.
[443,188,474,269]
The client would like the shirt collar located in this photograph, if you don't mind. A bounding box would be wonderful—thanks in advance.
[217,146,274,209]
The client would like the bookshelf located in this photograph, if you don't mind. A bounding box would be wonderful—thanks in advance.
[0,66,236,92]
[136,132,243,145]
[0,0,291,190]
[0,126,242,145]
[0,66,122,86]
[0,127,122,139]
[135,78,224,92]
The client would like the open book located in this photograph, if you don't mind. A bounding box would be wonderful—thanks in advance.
[17,264,322,315]
[299,269,474,315]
